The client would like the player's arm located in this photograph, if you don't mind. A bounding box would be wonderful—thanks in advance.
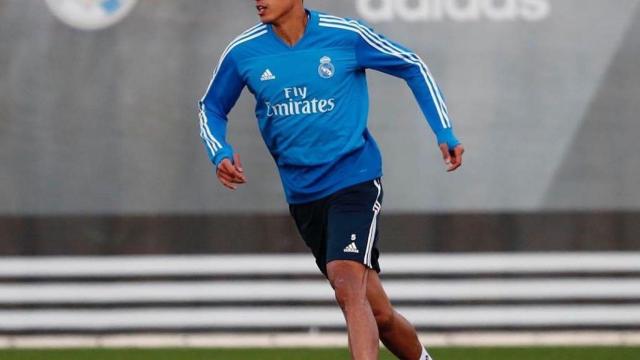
[354,22,464,172]
[199,52,247,190]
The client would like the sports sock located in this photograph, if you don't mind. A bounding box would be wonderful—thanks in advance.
[420,346,432,360]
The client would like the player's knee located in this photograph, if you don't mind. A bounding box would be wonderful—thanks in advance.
[332,276,366,310]
[372,306,395,332]
[327,261,368,310]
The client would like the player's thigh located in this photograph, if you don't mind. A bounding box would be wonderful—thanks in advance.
[326,259,369,289]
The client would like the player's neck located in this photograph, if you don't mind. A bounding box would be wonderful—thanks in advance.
[271,7,308,47]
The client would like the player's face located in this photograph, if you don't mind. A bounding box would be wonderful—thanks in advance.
[255,0,301,24]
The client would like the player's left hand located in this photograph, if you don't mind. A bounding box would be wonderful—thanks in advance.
[439,143,465,172]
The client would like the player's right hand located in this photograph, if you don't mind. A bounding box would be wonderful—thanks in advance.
[439,143,465,172]
[216,153,246,190]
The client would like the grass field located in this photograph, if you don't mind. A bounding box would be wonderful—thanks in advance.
[1,347,639,360]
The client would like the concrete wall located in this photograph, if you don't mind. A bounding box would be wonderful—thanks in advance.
[2,0,640,215]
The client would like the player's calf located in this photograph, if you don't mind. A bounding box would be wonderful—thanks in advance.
[371,305,396,333]
[327,260,379,360]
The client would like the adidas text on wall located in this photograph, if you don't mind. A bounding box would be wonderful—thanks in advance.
[356,0,551,22]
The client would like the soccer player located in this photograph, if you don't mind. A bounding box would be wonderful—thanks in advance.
[199,1,464,359]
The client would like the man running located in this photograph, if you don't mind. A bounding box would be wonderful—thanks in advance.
[198,1,464,359]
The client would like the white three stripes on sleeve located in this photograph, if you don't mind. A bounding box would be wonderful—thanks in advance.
[199,23,268,157]
[318,15,451,129]
[199,106,222,154]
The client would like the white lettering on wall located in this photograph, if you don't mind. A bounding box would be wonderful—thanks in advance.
[356,0,551,22]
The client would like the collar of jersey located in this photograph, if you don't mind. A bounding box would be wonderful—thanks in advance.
[266,9,318,49]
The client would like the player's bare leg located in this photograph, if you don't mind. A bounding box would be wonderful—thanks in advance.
[327,260,379,360]
[367,270,426,360]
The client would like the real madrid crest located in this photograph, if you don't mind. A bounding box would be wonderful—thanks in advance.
[318,56,335,79]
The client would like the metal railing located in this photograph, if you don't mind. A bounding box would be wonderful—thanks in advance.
[1,253,640,334]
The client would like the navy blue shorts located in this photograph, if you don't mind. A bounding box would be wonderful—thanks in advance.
[289,178,383,276]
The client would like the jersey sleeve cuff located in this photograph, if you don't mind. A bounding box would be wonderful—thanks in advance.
[436,129,461,149]
[213,147,234,167]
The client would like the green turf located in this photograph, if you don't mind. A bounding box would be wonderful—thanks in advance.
[0,347,639,360]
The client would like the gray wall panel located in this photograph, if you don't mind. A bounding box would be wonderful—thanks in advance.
[1,0,639,214]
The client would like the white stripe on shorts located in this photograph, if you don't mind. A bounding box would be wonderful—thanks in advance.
[364,179,382,267]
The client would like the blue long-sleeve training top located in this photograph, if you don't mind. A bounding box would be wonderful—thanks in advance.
[199,9,460,204]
